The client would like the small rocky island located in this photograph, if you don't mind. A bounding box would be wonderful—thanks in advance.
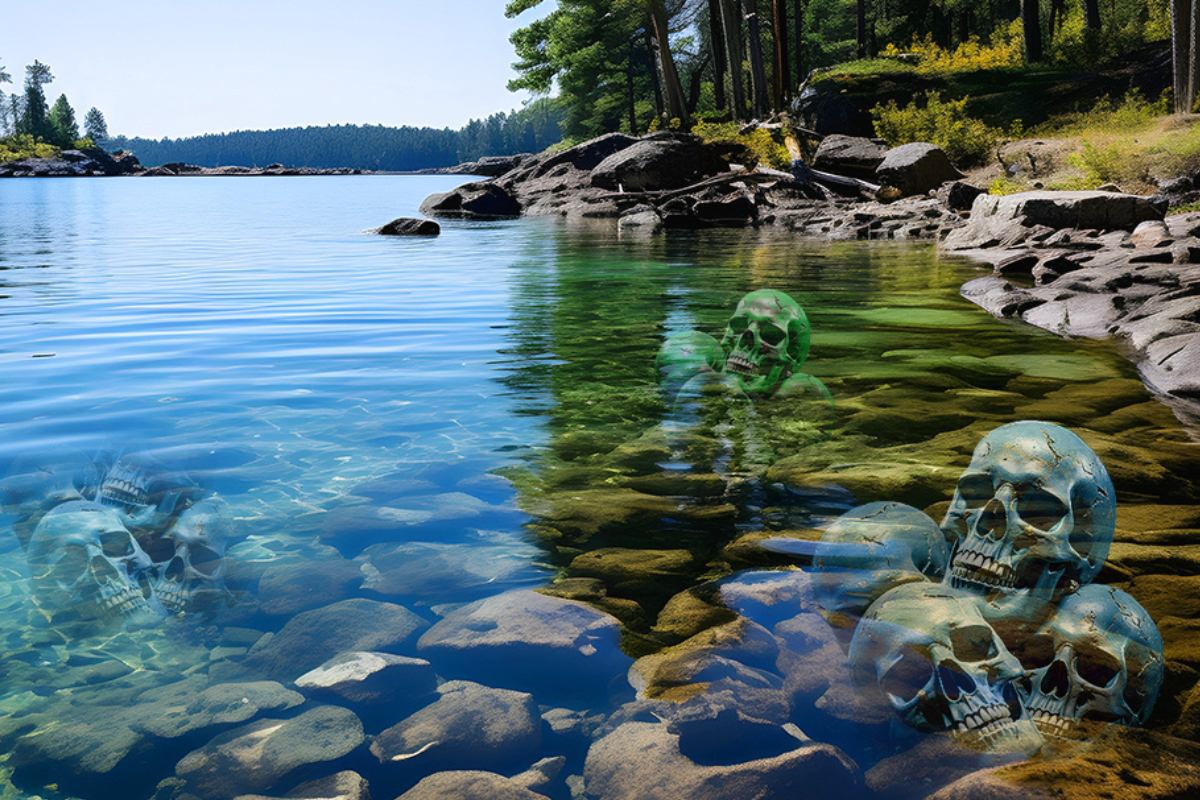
[0,147,368,177]
[417,130,1200,413]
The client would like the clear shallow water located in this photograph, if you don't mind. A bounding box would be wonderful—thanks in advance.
[1,177,1198,799]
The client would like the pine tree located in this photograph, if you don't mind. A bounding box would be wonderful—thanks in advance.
[48,93,78,146]
[21,60,53,140]
[84,107,109,142]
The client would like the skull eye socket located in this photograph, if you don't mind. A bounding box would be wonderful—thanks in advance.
[54,544,89,579]
[1012,633,1056,668]
[190,545,222,575]
[100,530,134,558]
[950,625,999,662]
[1016,489,1068,531]
[1075,644,1121,687]
[728,316,749,334]
[881,644,933,704]
[760,324,787,347]
[956,474,993,507]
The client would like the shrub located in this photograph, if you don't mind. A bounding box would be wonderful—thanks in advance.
[871,92,1002,167]
[1042,90,1170,136]
[882,20,1023,76]
[0,134,59,163]
[1066,141,1126,188]
[988,176,1026,195]
[692,120,792,169]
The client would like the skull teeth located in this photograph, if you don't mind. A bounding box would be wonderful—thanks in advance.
[99,478,151,511]
[948,550,1017,591]
[98,588,150,619]
[725,354,758,375]
[950,702,1026,748]
[1030,708,1074,738]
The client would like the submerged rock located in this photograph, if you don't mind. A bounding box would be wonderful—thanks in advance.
[397,765,559,800]
[240,598,427,681]
[231,770,370,800]
[294,651,436,710]
[370,681,543,772]
[174,706,364,799]
[377,217,440,236]
[417,589,629,703]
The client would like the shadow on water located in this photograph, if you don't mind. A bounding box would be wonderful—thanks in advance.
[0,179,1197,799]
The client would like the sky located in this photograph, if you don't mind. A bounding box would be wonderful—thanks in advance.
[1,0,553,139]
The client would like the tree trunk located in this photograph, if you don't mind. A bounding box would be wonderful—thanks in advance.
[1084,0,1101,30]
[742,0,770,118]
[687,55,710,115]
[645,25,664,120]
[627,38,639,134]
[1173,1,1197,113]
[707,0,729,114]
[719,0,746,121]
[648,0,689,126]
[856,0,867,59]
[793,0,806,85]
[957,6,970,46]
[771,0,791,110]
[1022,0,1043,63]
[1049,0,1065,40]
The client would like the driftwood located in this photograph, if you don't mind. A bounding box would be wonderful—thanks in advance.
[763,162,881,199]
[596,170,784,203]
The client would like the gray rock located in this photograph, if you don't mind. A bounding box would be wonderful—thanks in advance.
[617,208,663,233]
[294,651,436,708]
[939,180,985,212]
[944,191,1165,250]
[1130,219,1172,248]
[812,135,886,180]
[582,721,860,800]
[232,770,370,800]
[875,143,963,196]
[377,218,440,236]
[416,589,629,703]
[718,569,819,631]
[357,539,544,599]
[420,182,521,219]
[175,706,365,799]
[447,153,533,177]
[396,771,549,800]
[241,599,427,681]
[370,681,542,772]
[135,679,305,738]
[960,276,1045,319]
[590,132,739,192]
[257,557,363,617]
[1141,332,1200,399]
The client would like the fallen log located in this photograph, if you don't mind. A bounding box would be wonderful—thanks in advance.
[596,170,782,203]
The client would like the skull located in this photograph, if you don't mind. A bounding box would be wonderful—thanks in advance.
[153,497,231,614]
[941,421,1115,625]
[720,289,811,396]
[98,451,199,548]
[811,502,950,639]
[849,582,1042,755]
[26,500,164,627]
[1014,584,1163,738]
[657,330,725,398]
[1,457,102,550]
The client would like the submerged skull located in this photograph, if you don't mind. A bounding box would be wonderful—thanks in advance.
[849,582,1042,754]
[1014,584,1163,738]
[720,289,811,396]
[656,330,727,400]
[942,421,1115,624]
[98,451,199,545]
[153,497,232,615]
[26,500,163,627]
[810,502,950,639]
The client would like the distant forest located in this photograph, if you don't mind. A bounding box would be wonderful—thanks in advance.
[107,98,564,170]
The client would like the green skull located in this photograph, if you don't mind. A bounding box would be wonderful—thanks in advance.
[720,289,811,396]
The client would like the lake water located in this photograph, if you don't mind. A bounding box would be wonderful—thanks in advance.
[1,176,1198,799]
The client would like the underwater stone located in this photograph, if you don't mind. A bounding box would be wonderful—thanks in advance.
[582,721,860,800]
[417,589,629,704]
[174,706,364,799]
[294,651,436,708]
[257,557,363,617]
[717,569,820,631]
[376,217,440,236]
[396,770,550,800]
[370,681,542,773]
[135,679,305,738]
[231,770,371,800]
[357,539,544,599]
[241,598,427,681]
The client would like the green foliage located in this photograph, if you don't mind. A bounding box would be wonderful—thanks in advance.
[872,91,1003,167]
[83,107,108,142]
[48,93,78,147]
[882,20,1024,75]
[1039,89,1170,136]
[692,120,790,169]
[0,133,58,163]
[987,176,1026,195]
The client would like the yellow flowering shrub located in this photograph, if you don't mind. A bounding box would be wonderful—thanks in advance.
[871,92,1002,167]
[882,20,1023,76]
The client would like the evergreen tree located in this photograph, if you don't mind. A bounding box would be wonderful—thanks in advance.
[83,107,108,142]
[48,94,79,146]
[21,60,53,140]
[0,57,11,136]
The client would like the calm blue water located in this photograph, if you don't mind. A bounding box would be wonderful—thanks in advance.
[1,176,1194,800]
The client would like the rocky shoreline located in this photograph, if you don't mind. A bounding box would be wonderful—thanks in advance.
[415,130,1200,416]
[0,147,371,178]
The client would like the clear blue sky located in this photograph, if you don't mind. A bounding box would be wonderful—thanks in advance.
[2,0,553,139]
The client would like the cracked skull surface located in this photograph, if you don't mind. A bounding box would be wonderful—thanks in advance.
[941,421,1115,625]
[153,497,231,614]
[1013,583,1163,738]
[720,289,811,396]
[849,582,1042,755]
[26,500,163,627]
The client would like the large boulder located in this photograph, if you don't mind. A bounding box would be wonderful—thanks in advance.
[420,181,521,218]
[582,721,860,800]
[812,135,886,180]
[944,191,1166,250]
[590,132,740,192]
[416,589,629,704]
[377,217,440,236]
[294,651,437,709]
[174,706,365,799]
[875,142,963,196]
[370,681,543,772]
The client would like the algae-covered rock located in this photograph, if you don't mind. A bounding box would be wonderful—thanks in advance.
[569,548,701,596]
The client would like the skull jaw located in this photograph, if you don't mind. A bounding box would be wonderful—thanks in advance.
[724,353,788,396]
[949,716,1043,756]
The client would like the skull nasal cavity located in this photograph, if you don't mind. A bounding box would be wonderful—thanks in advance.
[977,498,1007,540]
[739,331,755,349]
[937,659,976,701]
[1040,659,1070,698]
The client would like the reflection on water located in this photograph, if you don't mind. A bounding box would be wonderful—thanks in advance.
[0,177,1198,799]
